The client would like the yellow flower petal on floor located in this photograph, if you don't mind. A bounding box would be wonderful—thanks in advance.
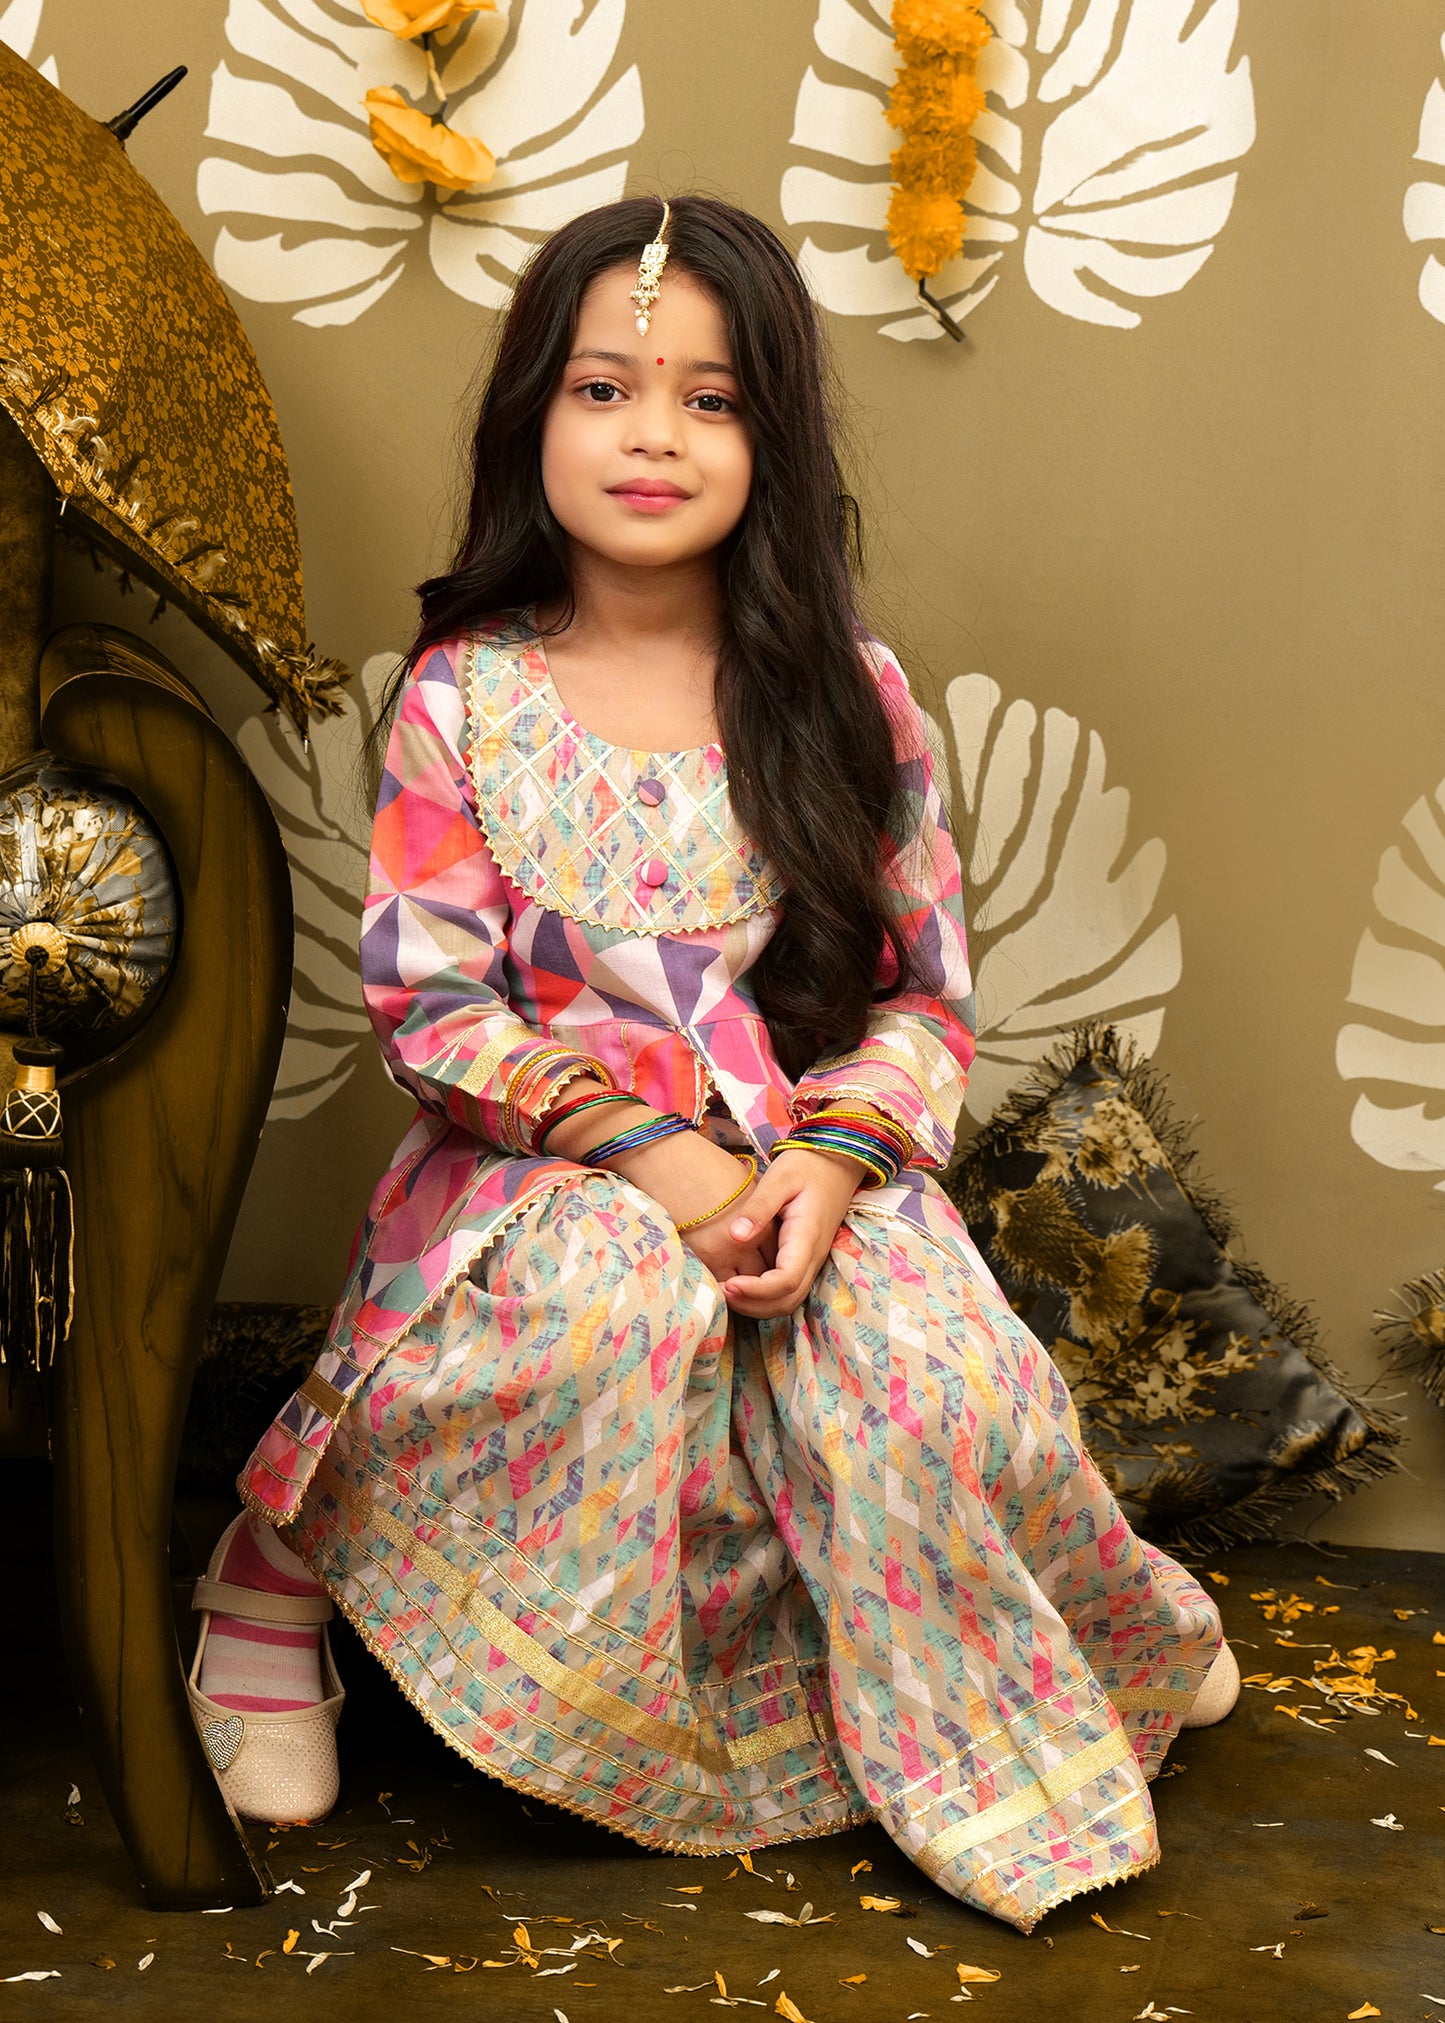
[360,0,495,37]
[364,87,496,192]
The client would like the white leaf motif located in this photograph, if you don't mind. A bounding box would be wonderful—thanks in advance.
[782,0,1254,339]
[0,0,58,80]
[934,673,1181,1121]
[1336,773,1445,1190]
[238,654,400,1120]
[1404,38,1445,324]
[199,0,643,325]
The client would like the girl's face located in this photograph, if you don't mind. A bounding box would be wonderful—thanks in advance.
[541,262,754,575]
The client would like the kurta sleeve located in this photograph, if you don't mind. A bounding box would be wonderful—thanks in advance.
[362,641,612,1154]
[789,643,975,1170]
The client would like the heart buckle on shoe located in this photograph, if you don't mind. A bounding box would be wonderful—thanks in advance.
[201,1714,244,1773]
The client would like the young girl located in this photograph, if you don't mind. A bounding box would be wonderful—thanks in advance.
[188,195,1236,1935]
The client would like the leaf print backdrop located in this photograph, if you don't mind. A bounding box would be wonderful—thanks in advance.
[0,0,57,80]
[1337,774,1445,1193]
[1405,32,1445,324]
[781,0,1255,338]
[934,677,1179,1123]
[198,0,643,325]
[30,0,1445,1550]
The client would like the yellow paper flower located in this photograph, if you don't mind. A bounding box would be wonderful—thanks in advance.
[360,0,495,38]
[887,186,966,282]
[364,86,496,192]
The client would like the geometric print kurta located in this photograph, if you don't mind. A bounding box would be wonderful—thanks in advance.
[243,614,1222,1932]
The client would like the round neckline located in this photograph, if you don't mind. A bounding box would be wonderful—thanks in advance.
[526,619,724,762]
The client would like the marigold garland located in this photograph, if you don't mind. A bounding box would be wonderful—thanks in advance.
[886,0,992,335]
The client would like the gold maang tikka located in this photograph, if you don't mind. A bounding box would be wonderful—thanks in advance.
[629,200,672,337]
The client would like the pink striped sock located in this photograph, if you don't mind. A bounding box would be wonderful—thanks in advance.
[197,1516,325,1714]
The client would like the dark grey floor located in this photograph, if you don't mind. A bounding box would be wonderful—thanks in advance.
[1,1463,1441,2022]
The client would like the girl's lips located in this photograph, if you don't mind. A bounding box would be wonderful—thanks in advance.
[607,484,690,513]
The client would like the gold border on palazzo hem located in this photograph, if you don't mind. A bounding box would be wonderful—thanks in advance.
[317,1460,840,1781]
[913,1725,1136,1876]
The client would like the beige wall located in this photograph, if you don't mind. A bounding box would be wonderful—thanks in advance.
[28,0,1445,1548]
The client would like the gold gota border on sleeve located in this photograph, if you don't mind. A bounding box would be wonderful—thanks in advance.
[297,1371,347,1420]
[321,1462,734,1774]
[912,1726,1137,1878]
[455,1031,525,1100]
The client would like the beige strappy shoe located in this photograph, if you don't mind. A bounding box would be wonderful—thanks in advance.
[186,1518,345,1825]
[1179,1639,1240,1728]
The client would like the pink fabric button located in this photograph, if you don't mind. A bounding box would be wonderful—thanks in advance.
[640,857,668,888]
[636,778,665,807]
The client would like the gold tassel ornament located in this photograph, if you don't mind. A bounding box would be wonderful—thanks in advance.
[0,923,75,1388]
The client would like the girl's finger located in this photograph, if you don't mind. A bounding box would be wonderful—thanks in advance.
[729,1168,796,1239]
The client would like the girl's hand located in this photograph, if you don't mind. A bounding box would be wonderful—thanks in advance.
[718,1147,860,1319]
[606,1130,776,1294]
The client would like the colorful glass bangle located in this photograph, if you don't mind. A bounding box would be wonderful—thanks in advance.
[772,1135,892,1187]
[506,1049,615,1154]
[501,1044,579,1152]
[534,1089,639,1152]
[773,1127,899,1188]
[582,1112,694,1168]
[812,1105,912,1152]
[674,1155,759,1233]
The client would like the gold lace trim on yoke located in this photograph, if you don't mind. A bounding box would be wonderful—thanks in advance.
[463,628,783,938]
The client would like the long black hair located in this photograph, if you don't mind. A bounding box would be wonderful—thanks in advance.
[380,194,917,1079]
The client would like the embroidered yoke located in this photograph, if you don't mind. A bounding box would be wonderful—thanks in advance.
[242,615,1222,1934]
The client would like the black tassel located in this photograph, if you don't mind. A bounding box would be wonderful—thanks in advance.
[0,926,76,1389]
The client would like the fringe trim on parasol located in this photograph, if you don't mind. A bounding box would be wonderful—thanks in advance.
[1374,1269,1445,1408]
[948,1021,1405,1555]
[2,357,351,736]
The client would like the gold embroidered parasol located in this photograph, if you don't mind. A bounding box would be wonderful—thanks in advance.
[0,47,349,736]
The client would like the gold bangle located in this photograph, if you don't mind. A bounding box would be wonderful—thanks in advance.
[674,1155,759,1234]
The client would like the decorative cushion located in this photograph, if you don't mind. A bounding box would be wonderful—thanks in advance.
[179,1302,331,1494]
[0,758,177,1041]
[944,1025,1402,1551]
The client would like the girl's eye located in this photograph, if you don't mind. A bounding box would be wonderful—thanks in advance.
[690,391,734,414]
[580,380,620,403]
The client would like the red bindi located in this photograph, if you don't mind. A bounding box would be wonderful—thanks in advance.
[656,356,664,366]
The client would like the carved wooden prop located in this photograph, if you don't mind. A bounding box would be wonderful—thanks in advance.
[2,413,286,1903]
[40,623,286,1907]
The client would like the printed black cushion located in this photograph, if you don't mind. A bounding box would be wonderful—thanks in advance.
[944,1025,1401,1551]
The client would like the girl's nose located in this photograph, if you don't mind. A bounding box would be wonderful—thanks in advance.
[622,389,685,457]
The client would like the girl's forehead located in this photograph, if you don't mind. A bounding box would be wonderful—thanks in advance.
[574,263,733,361]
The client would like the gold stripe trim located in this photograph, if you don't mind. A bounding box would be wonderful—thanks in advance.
[1107,1687,1198,1713]
[326,1465,733,1773]
[455,1031,523,1100]
[914,1727,1135,1876]
[298,1371,347,1420]
[726,1709,829,1768]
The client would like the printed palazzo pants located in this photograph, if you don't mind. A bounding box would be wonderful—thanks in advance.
[285,1172,1222,1933]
